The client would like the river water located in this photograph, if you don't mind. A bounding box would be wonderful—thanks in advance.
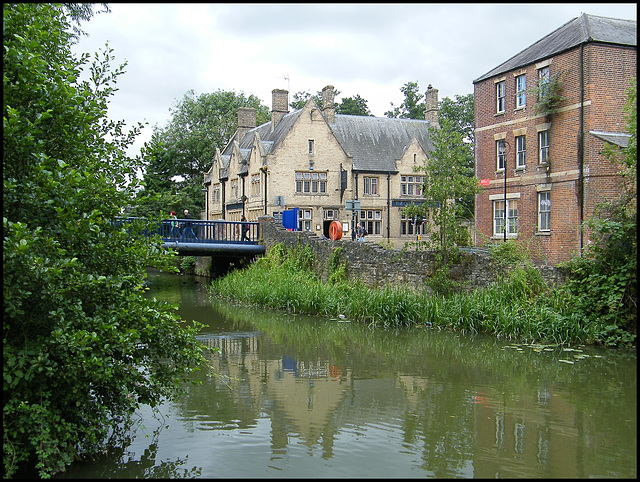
[59,269,636,478]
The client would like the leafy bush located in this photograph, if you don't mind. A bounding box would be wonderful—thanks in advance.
[3,5,204,477]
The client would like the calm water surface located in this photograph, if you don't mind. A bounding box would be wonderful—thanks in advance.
[59,269,637,478]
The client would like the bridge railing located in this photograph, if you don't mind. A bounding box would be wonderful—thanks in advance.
[114,217,260,244]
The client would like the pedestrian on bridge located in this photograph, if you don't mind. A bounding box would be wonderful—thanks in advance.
[180,209,197,240]
[241,215,250,242]
[169,211,180,238]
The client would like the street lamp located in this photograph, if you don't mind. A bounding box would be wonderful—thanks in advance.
[498,140,511,242]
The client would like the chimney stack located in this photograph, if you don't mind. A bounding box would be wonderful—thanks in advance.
[271,89,289,130]
[425,84,439,129]
[322,85,335,124]
[237,107,256,140]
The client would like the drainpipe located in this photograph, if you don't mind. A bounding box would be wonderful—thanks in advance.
[262,167,268,215]
[578,43,585,255]
[221,181,226,220]
[386,173,391,240]
[354,172,359,228]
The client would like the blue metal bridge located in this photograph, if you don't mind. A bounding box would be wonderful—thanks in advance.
[116,217,265,257]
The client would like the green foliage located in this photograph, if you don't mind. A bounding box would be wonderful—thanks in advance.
[327,247,347,284]
[488,239,534,268]
[180,256,197,273]
[404,116,480,264]
[144,88,269,211]
[3,4,204,477]
[336,95,372,116]
[385,81,425,119]
[532,71,565,117]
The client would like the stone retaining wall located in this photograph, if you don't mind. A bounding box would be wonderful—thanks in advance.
[259,216,566,293]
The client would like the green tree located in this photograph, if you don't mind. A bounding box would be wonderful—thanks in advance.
[385,81,425,119]
[560,80,637,346]
[438,94,475,217]
[137,89,269,215]
[403,117,480,264]
[3,4,204,477]
[336,94,372,116]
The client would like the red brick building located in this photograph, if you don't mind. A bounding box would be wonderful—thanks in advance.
[473,14,636,265]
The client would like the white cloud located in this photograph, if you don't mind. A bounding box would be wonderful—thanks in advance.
[71,3,637,157]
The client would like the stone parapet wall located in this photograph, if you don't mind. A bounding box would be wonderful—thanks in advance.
[259,217,565,293]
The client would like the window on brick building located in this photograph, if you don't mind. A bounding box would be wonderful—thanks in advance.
[539,131,549,164]
[496,81,506,113]
[538,67,550,100]
[516,75,526,108]
[516,135,526,168]
[496,139,506,171]
[363,176,379,195]
[308,139,315,155]
[538,191,550,231]
[493,199,518,236]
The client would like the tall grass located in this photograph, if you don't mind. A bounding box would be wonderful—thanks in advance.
[210,244,604,345]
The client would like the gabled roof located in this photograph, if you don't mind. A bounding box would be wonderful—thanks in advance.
[474,13,637,83]
[330,115,434,172]
[222,103,434,174]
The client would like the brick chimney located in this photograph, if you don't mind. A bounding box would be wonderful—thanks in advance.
[322,85,335,124]
[425,84,439,129]
[271,89,289,130]
[237,107,256,140]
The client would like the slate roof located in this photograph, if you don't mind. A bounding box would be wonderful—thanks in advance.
[474,13,637,83]
[329,115,434,172]
[221,107,434,174]
[590,130,632,148]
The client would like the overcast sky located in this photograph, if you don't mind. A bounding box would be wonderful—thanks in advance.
[71,3,637,157]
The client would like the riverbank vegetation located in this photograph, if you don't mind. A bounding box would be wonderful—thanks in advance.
[210,239,634,348]
[4,5,204,478]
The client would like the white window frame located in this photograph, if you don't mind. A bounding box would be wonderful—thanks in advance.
[363,176,379,195]
[308,139,315,155]
[400,212,427,236]
[538,191,551,232]
[493,199,518,237]
[539,131,549,164]
[298,208,312,231]
[516,135,526,168]
[516,74,526,108]
[538,66,550,100]
[295,171,327,194]
[496,81,506,113]
[360,209,382,235]
[496,140,506,171]
[213,184,221,204]
[400,175,423,196]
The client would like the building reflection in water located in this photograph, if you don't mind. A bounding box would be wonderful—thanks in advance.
[192,330,635,478]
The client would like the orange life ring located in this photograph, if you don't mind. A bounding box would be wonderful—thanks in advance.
[329,220,343,240]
